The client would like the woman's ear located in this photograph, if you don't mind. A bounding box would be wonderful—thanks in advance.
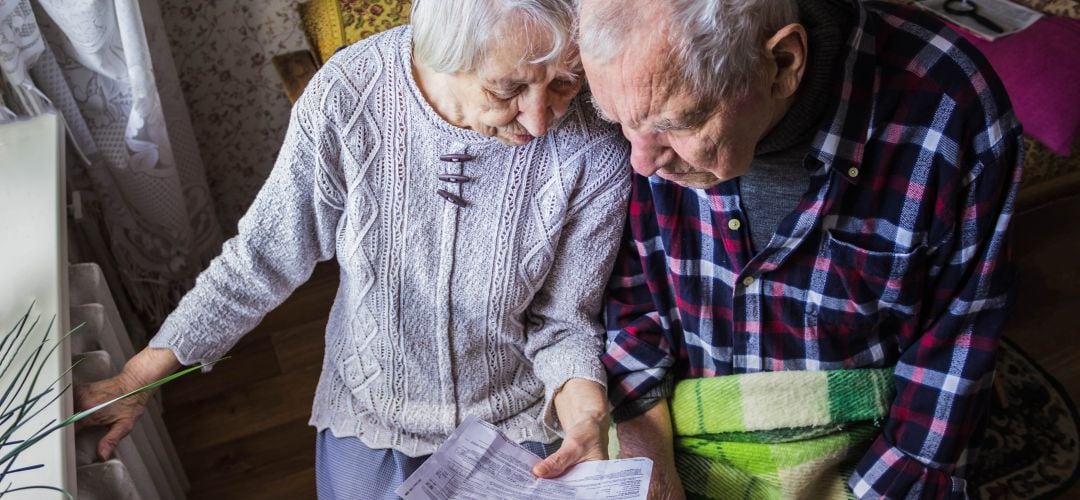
[763,23,808,100]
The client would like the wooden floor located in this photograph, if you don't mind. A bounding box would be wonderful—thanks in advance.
[161,195,1080,499]
[161,263,337,499]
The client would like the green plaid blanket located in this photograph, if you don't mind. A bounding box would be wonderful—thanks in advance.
[671,368,895,499]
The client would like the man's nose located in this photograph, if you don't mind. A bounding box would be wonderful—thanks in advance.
[517,90,554,137]
[624,128,668,176]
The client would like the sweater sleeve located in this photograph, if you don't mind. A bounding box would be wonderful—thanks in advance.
[148,70,346,368]
[522,132,632,431]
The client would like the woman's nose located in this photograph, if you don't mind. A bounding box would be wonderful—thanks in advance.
[517,91,554,137]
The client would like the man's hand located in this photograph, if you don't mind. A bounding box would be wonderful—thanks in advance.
[74,347,181,461]
[617,400,685,500]
[532,378,609,478]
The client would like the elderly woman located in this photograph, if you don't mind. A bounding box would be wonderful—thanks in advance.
[75,0,631,497]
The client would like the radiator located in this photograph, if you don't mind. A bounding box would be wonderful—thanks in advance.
[0,113,189,499]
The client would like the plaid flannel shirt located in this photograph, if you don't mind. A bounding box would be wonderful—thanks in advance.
[602,2,1023,498]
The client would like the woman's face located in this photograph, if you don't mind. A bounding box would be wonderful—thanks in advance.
[447,30,583,146]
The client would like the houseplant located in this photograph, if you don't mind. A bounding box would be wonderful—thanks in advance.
[0,304,214,498]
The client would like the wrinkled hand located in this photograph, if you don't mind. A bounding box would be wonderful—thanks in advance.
[641,460,685,500]
[532,414,609,478]
[616,401,685,500]
[73,372,152,462]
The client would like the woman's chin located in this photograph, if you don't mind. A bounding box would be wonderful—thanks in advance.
[497,133,537,146]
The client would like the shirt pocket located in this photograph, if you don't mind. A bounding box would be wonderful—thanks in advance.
[804,230,927,343]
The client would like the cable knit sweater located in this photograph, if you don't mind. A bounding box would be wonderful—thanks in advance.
[148,26,632,456]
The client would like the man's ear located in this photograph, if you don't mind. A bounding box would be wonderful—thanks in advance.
[764,23,808,100]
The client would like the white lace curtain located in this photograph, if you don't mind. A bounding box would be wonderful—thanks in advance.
[0,0,222,336]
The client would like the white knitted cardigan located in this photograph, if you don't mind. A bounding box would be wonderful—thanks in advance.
[149,26,632,456]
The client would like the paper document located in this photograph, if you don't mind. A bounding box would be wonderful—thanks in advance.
[916,0,1042,41]
[396,417,653,500]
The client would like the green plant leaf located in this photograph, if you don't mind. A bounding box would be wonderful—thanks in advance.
[0,358,226,466]
[1,483,73,500]
[66,359,225,427]
[0,304,224,497]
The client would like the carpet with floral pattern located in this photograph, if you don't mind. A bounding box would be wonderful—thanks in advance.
[972,339,1080,499]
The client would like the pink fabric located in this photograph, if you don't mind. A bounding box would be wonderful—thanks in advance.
[952,17,1080,156]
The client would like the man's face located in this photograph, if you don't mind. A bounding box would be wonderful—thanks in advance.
[581,5,781,188]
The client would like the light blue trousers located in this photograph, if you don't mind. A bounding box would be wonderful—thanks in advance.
[315,430,558,499]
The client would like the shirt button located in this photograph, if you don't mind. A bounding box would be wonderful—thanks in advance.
[742,276,755,287]
[847,167,859,178]
[728,219,741,230]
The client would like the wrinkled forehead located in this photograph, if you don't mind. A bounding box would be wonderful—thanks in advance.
[476,48,580,88]
[504,10,579,58]
[582,34,685,128]
[476,18,579,78]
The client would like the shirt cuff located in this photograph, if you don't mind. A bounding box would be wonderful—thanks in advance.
[849,435,968,499]
[611,374,674,423]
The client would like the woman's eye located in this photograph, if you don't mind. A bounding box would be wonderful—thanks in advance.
[486,86,524,100]
[551,79,576,91]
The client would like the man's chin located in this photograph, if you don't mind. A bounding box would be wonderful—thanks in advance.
[654,170,722,189]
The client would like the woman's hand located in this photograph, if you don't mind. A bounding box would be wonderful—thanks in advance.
[532,378,610,478]
[74,347,181,461]
[74,372,152,461]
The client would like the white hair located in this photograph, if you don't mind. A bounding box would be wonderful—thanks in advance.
[579,0,799,101]
[411,0,578,74]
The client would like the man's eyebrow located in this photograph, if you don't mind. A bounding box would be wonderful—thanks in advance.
[653,118,686,131]
[655,107,710,131]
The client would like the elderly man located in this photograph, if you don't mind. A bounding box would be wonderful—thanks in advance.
[579,0,1022,498]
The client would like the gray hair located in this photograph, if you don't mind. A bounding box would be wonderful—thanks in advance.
[578,0,799,101]
[411,0,578,74]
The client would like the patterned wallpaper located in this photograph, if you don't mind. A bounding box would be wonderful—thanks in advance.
[158,0,308,233]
